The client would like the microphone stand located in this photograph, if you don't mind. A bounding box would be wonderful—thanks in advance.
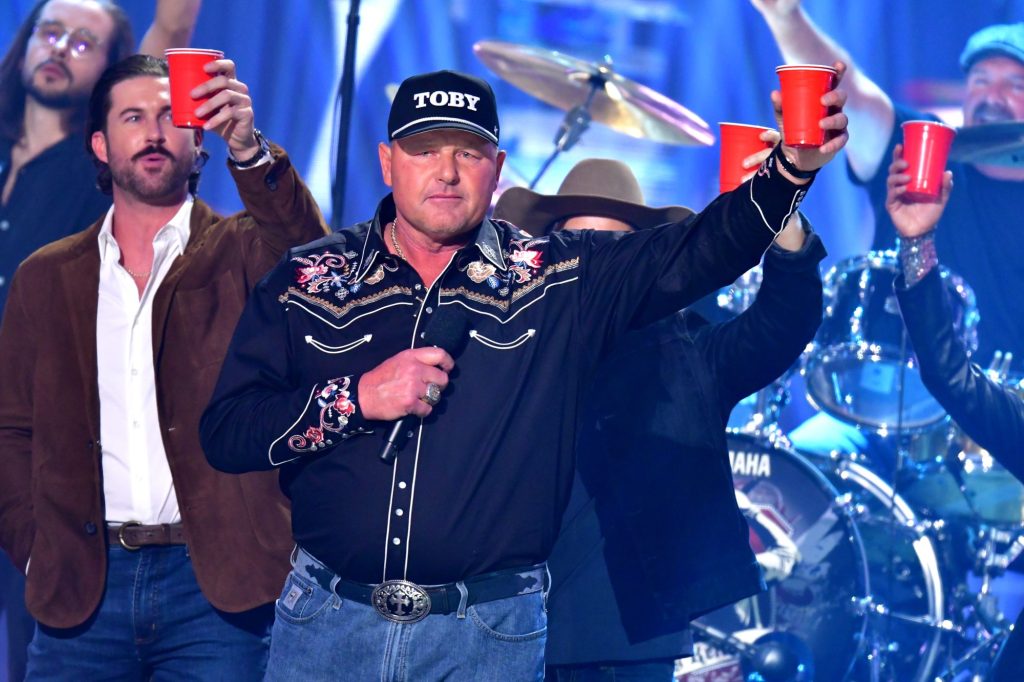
[330,0,362,228]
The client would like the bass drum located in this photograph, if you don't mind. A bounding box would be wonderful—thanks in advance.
[676,433,944,682]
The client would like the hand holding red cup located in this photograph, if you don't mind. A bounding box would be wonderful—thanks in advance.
[770,61,850,179]
[885,145,954,239]
[899,120,956,202]
[775,64,837,147]
[165,48,224,128]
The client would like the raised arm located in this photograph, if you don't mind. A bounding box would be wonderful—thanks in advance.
[701,212,825,418]
[751,0,894,181]
[887,147,1024,476]
[138,0,202,57]
[578,86,845,358]
[191,58,329,281]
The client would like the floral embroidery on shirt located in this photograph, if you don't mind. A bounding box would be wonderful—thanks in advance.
[364,265,387,285]
[506,238,545,284]
[291,251,361,299]
[288,377,357,453]
[465,261,500,288]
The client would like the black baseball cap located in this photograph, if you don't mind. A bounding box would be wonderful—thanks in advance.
[388,70,500,145]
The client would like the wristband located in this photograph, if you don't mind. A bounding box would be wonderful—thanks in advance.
[773,145,818,180]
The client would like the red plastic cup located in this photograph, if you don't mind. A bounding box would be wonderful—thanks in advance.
[718,123,774,193]
[776,64,837,148]
[900,120,956,202]
[165,48,224,128]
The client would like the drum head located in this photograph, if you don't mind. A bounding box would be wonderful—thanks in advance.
[678,434,868,681]
[805,251,978,433]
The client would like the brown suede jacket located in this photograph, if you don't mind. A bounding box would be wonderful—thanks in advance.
[0,146,328,628]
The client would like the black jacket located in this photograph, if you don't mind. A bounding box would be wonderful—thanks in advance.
[895,266,1024,682]
[896,268,1024,477]
[546,230,826,665]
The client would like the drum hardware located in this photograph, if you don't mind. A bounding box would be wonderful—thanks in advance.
[472,40,714,188]
[852,594,955,630]
[971,526,1024,581]
[986,349,1014,383]
[930,586,1011,681]
[804,251,979,433]
[688,621,814,681]
[902,370,1024,528]
[682,434,946,682]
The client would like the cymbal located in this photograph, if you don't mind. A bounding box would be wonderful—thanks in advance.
[949,121,1024,166]
[473,40,714,147]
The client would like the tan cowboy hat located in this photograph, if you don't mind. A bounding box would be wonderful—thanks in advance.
[492,158,693,237]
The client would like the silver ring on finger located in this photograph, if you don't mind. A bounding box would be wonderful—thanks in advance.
[421,382,442,407]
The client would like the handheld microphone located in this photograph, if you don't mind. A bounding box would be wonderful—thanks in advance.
[379,306,468,463]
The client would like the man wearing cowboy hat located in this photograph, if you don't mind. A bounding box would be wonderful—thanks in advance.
[494,156,826,681]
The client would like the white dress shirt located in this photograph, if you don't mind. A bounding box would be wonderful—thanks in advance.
[96,197,194,524]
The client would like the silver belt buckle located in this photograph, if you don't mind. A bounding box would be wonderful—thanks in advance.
[371,580,431,623]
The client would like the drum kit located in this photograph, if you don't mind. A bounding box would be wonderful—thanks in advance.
[473,39,1024,681]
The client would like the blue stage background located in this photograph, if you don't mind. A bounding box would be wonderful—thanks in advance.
[5,0,1022,431]
[3,0,1022,266]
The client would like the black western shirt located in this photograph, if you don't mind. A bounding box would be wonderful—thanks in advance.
[201,163,811,586]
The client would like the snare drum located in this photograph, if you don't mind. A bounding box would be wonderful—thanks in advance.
[804,251,978,433]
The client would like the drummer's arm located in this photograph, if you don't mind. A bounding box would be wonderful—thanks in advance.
[139,0,202,56]
[896,269,1024,477]
[890,156,1024,475]
[699,213,826,420]
[751,0,894,182]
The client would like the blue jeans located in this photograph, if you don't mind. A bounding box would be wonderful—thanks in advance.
[547,660,676,681]
[1,556,34,682]
[265,546,547,681]
[25,545,272,681]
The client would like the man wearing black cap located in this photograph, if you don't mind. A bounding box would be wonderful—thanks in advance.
[200,68,847,680]
[753,4,1024,461]
[494,155,825,681]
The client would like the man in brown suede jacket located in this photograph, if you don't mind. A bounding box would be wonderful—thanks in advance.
[0,53,327,679]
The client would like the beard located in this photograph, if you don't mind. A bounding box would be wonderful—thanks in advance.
[108,145,194,204]
[23,60,88,110]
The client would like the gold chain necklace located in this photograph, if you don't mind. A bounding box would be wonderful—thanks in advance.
[389,221,405,260]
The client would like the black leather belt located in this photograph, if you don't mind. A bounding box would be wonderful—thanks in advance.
[107,522,186,551]
[333,564,547,624]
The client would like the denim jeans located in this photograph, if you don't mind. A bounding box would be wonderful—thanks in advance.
[265,546,547,681]
[1,556,33,682]
[546,660,676,681]
[25,544,272,681]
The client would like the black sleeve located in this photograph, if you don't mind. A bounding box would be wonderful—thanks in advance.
[576,160,812,364]
[896,268,1024,480]
[200,258,374,474]
[697,225,826,419]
